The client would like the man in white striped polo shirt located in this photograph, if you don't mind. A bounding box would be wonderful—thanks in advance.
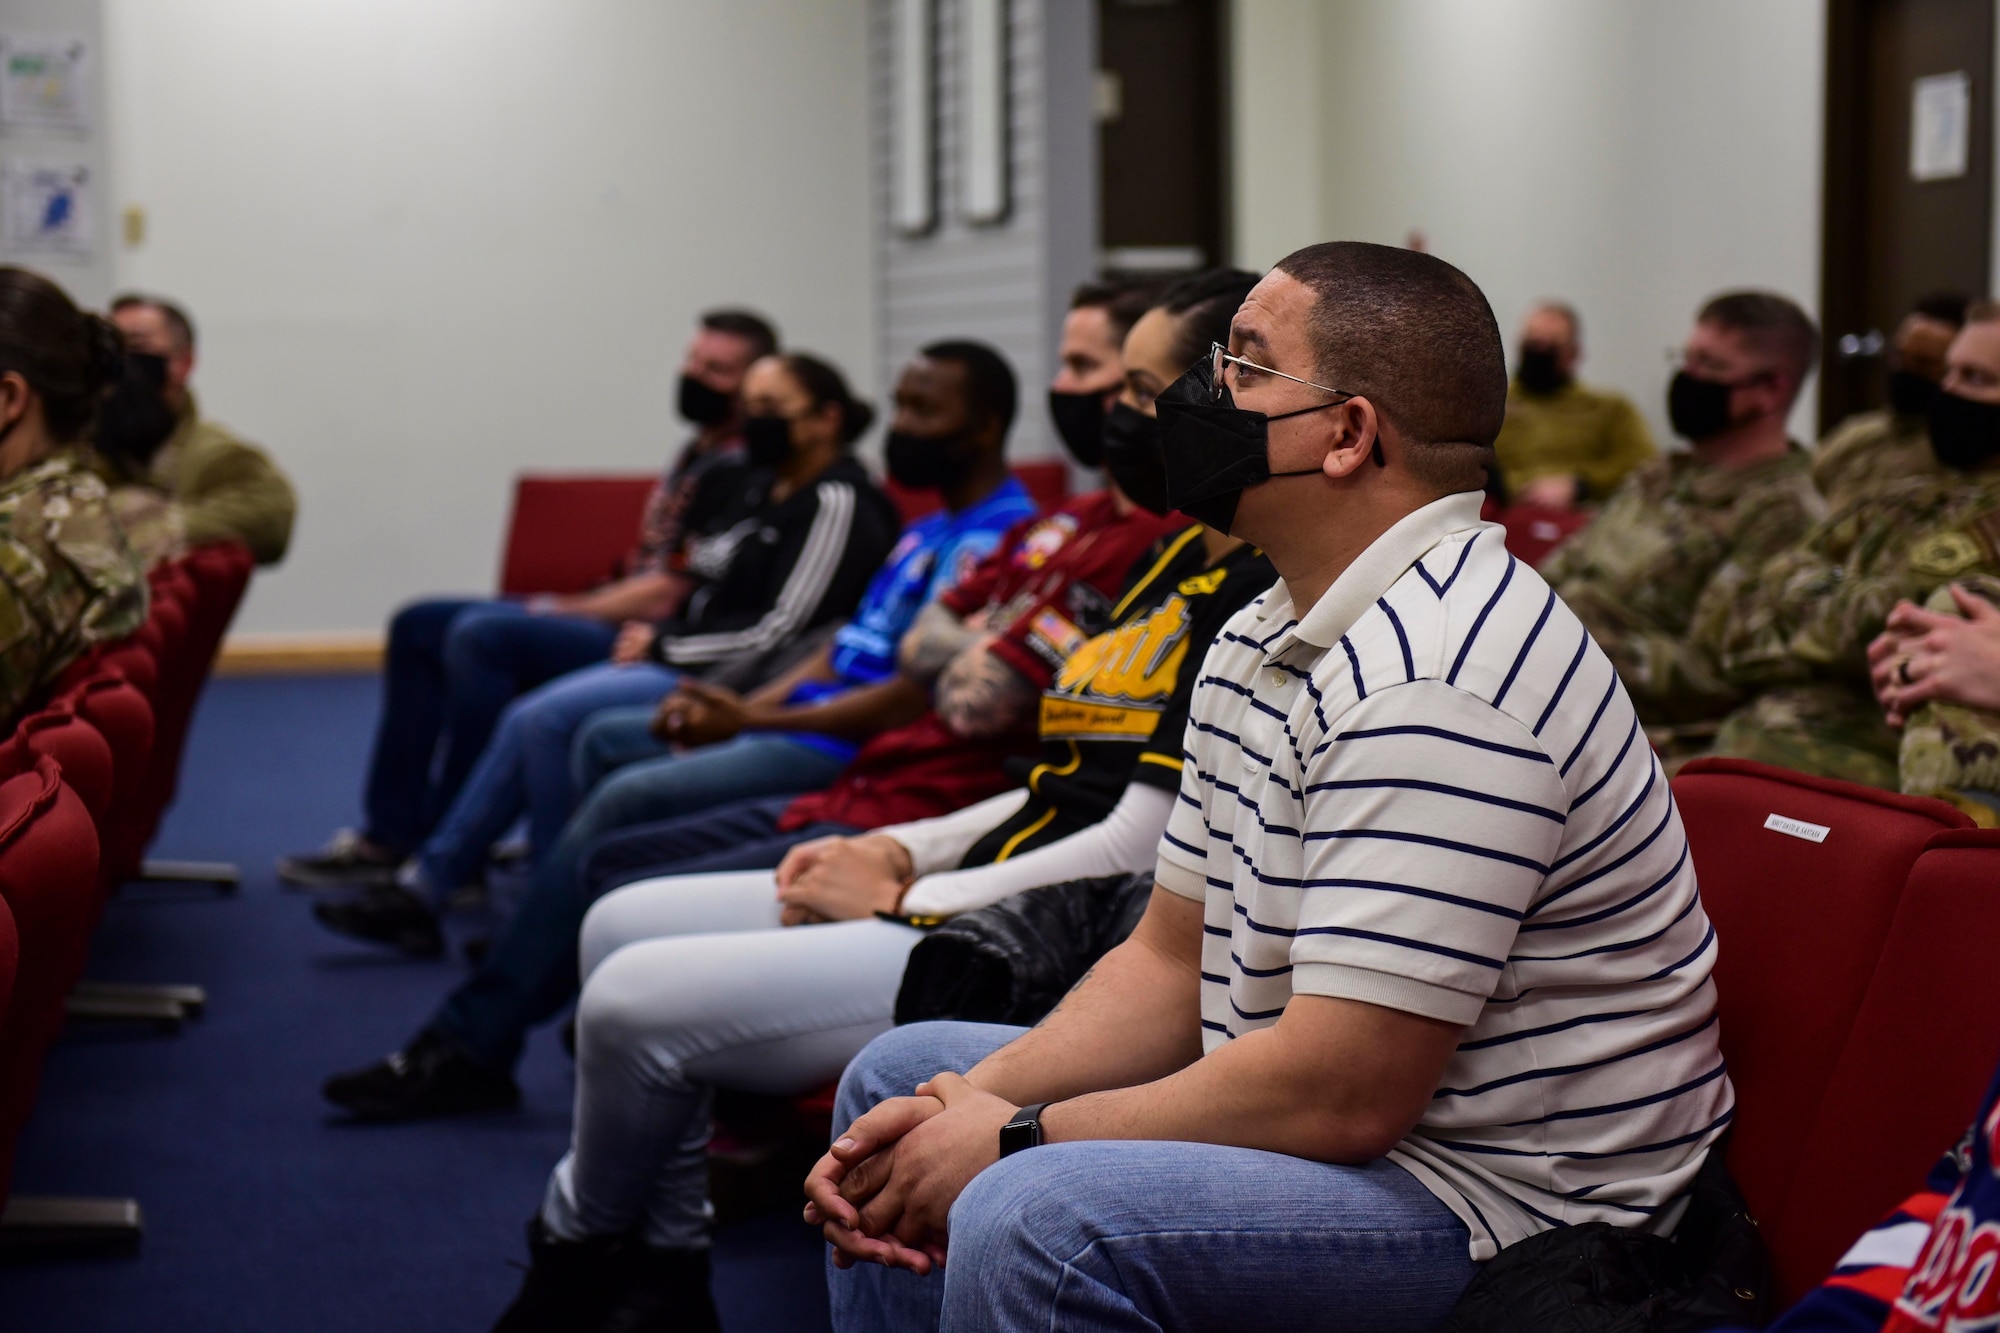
[810,242,1732,1333]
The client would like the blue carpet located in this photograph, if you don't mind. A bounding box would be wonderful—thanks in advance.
[0,674,831,1332]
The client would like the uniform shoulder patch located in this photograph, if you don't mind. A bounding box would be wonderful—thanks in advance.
[1910,529,1989,579]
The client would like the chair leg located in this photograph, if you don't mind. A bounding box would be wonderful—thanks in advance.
[135,858,240,893]
[64,991,185,1033]
[0,1196,144,1255]
[71,981,207,1017]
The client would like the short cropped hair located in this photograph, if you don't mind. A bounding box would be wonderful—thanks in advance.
[1070,279,1163,345]
[700,309,780,361]
[1157,267,1262,374]
[1273,241,1506,495]
[920,339,1018,436]
[1914,291,1973,327]
[1533,300,1582,345]
[1697,291,1819,401]
[110,292,196,353]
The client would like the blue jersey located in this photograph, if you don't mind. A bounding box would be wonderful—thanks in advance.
[782,476,1036,759]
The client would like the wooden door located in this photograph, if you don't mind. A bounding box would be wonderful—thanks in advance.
[1822,0,1994,427]
[1097,0,1226,278]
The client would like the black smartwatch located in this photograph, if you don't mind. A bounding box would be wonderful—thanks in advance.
[999,1102,1053,1157]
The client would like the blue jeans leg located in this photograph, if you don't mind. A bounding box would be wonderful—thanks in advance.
[364,597,487,853]
[571,706,673,797]
[428,606,618,836]
[829,1024,1481,1333]
[430,794,848,1073]
[416,663,680,895]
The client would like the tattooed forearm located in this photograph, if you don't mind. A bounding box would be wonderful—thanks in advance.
[897,602,980,683]
[935,642,1039,739]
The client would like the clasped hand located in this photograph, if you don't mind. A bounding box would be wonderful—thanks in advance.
[652,678,750,747]
[1867,584,2000,726]
[801,1072,1019,1275]
[772,834,915,926]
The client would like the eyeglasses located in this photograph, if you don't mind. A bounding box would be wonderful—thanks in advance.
[1206,342,1385,467]
[1208,342,1355,408]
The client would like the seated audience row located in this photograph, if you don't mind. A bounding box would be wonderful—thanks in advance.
[272,241,1998,1333]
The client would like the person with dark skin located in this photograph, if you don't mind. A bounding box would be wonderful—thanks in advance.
[278,310,777,890]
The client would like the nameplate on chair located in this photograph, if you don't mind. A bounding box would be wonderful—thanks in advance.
[1763,813,1830,843]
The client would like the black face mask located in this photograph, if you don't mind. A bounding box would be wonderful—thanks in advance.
[1927,389,2000,472]
[95,352,177,469]
[677,373,734,427]
[885,429,973,491]
[1888,368,1940,419]
[1101,402,1172,516]
[1517,345,1569,396]
[1154,360,1349,534]
[741,414,795,470]
[1048,390,1107,467]
[1667,371,1741,443]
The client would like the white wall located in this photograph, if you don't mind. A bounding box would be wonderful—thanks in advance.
[0,0,114,306]
[102,0,876,635]
[1231,0,1827,445]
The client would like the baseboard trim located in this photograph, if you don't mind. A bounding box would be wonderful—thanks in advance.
[216,632,385,676]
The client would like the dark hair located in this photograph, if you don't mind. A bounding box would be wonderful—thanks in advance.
[1696,290,1819,402]
[1274,241,1507,494]
[1913,291,1972,328]
[1531,300,1582,345]
[700,308,780,361]
[777,352,875,446]
[1155,267,1262,373]
[1070,279,1164,344]
[1,266,125,443]
[919,339,1018,435]
[110,292,197,352]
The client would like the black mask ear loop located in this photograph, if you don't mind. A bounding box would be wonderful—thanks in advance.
[1265,394,1384,468]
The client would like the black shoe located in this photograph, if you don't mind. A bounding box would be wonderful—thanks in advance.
[601,1245,719,1333]
[313,884,444,957]
[491,1217,628,1333]
[277,829,403,890]
[323,1029,520,1121]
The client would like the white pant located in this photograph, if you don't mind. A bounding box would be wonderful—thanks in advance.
[540,870,922,1248]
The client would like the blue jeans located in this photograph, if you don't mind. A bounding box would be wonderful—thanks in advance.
[364,598,618,854]
[572,706,675,796]
[414,662,680,895]
[431,794,858,1071]
[829,1023,1481,1333]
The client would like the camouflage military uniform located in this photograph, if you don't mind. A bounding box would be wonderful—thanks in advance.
[1896,572,2000,815]
[0,450,149,726]
[1811,409,1939,511]
[1540,447,1823,729]
[1705,468,2000,788]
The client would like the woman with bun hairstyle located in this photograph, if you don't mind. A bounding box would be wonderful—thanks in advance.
[312,351,904,957]
[0,266,147,726]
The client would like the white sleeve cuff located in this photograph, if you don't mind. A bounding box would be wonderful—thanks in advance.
[877,789,1030,878]
[898,784,1174,917]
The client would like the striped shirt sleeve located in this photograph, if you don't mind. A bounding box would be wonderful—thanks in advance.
[1291,678,1567,1025]
[659,479,857,666]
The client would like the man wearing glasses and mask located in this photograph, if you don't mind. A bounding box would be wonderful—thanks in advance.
[809,242,1733,1333]
[1539,291,1824,746]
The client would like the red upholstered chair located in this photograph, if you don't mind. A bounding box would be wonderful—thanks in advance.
[498,474,661,597]
[129,546,254,877]
[1759,828,2000,1300]
[0,754,102,1206]
[57,674,156,893]
[1670,758,1972,1297]
[1495,503,1591,568]
[0,893,15,1037]
[0,705,113,829]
